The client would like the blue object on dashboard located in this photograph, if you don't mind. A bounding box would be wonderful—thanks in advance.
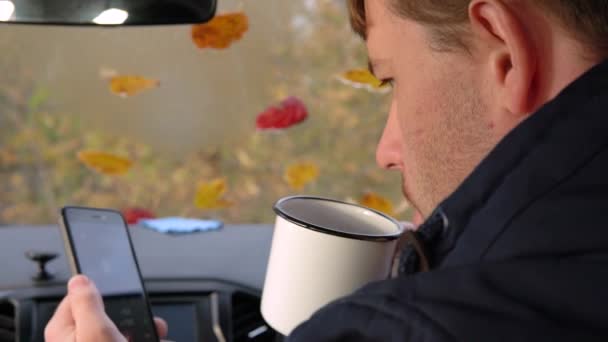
[139,217,223,234]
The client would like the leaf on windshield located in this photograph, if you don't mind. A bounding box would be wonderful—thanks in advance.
[256,96,308,131]
[336,69,391,94]
[358,192,395,216]
[123,207,156,224]
[191,12,249,49]
[77,150,133,176]
[108,75,160,98]
[284,161,320,190]
[194,178,234,209]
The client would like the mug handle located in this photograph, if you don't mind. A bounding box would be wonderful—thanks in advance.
[390,227,431,277]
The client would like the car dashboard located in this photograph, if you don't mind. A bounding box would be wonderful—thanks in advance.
[0,225,281,342]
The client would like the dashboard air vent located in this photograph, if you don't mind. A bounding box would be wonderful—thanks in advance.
[0,301,15,342]
[231,292,276,342]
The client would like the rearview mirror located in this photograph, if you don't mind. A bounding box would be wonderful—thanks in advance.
[0,0,216,25]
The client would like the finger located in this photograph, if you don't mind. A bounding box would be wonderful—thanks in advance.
[44,296,74,340]
[154,317,168,338]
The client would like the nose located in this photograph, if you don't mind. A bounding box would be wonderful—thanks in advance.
[376,100,403,170]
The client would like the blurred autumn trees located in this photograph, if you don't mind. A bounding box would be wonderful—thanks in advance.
[0,0,408,225]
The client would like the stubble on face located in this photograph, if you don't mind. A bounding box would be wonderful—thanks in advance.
[403,71,494,216]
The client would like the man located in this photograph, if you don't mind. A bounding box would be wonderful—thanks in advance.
[47,0,608,340]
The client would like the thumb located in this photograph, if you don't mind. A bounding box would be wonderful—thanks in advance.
[68,275,125,341]
[67,275,106,321]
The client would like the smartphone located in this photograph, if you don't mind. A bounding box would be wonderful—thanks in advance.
[59,206,159,342]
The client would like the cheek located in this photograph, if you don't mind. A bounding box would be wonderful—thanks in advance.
[390,89,429,188]
[392,60,446,142]
[392,62,481,185]
[392,76,441,149]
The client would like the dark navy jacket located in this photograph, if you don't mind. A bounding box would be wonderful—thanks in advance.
[289,61,608,341]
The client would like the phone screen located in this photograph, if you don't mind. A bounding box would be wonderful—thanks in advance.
[61,207,158,342]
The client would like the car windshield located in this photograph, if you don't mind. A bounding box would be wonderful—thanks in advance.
[0,0,409,225]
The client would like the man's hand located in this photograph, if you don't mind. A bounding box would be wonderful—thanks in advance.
[45,275,169,341]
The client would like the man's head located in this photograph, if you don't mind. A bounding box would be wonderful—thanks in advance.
[350,0,608,218]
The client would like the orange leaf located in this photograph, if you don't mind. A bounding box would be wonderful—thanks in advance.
[77,150,133,176]
[109,75,160,98]
[284,162,320,191]
[337,69,391,94]
[358,192,395,216]
[194,178,234,209]
[191,12,249,49]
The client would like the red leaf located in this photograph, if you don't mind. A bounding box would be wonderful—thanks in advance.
[256,97,308,130]
[123,208,156,225]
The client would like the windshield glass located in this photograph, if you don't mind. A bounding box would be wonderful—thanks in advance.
[0,0,409,225]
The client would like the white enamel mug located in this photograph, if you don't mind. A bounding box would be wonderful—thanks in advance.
[261,196,405,336]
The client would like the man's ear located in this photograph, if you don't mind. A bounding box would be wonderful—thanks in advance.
[468,0,538,117]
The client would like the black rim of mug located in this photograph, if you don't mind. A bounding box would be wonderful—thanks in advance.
[273,196,404,242]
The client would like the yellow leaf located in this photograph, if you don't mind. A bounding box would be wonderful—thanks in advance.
[358,192,395,217]
[77,150,133,176]
[191,12,249,49]
[109,75,160,98]
[284,162,320,191]
[336,69,391,94]
[194,178,234,209]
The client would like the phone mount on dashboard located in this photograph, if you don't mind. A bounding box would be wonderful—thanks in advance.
[25,251,58,282]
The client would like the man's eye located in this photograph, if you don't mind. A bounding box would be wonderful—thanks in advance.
[379,78,394,88]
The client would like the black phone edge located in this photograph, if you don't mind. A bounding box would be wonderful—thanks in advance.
[59,205,160,342]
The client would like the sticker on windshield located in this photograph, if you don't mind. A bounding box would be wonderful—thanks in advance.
[284,161,320,191]
[100,68,160,98]
[123,208,156,224]
[77,150,133,176]
[256,96,308,131]
[358,192,395,216]
[191,12,249,49]
[194,178,234,209]
[337,69,391,94]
